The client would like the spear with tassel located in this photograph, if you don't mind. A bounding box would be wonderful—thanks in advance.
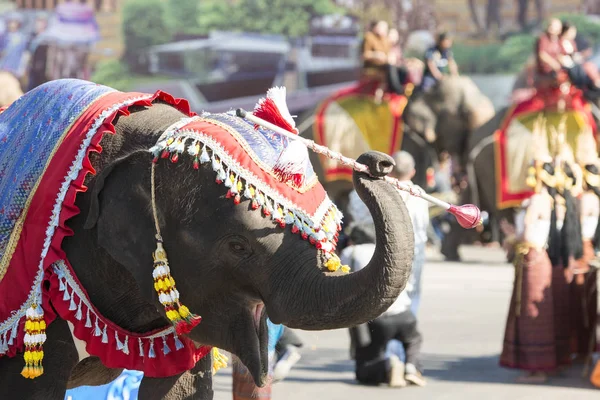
[235,107,482,230]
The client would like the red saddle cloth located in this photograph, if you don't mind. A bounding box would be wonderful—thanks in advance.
[494,85,597,210]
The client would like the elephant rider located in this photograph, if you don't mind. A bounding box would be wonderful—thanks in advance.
[558,22,600,96]
[420,32,458,92]
[361,20,391,100]
[342,190,426,388]
[534,18,565,89]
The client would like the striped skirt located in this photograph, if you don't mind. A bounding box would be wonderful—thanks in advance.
[500,246,557,371]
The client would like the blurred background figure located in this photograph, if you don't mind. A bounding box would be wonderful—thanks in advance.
[0,13,28,80]
[26,15,49,90]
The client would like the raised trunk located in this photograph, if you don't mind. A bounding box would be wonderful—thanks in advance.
[272,152,414,330]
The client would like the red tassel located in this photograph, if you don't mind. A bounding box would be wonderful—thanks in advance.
[216,179,222,184]
[193,158,199,170]
[161,150,170,159]
[262,207,271,217]
[171,153,179,163]
[251,199,259,210]
[234,194,241,205]
[291,225,299,234]
[301,232,308,240]
[448,204,482,229]
[175,316,202,335]
[253,88,297,134]
[273,141,308,187]
[226,190,233,199]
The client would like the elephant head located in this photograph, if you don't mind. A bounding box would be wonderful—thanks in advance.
[71,102,415,386]
[404,76,495,166]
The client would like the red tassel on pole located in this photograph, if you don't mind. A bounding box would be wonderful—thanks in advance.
[447,204,482,229]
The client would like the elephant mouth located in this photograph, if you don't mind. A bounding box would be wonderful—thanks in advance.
[250,302,269,386]
[254,303,264,332]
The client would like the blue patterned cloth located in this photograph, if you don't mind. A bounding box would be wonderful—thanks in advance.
[204,112,316,181]
[65,320,284,399]
[0,79,113,263]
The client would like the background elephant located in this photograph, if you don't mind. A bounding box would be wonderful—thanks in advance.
[403,75,496,170]
[297,97,438,220]
[0,94,415,400]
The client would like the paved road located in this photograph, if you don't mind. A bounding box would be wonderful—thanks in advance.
[213,246,599,400]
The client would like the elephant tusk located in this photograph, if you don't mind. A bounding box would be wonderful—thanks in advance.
[236,108,482,229]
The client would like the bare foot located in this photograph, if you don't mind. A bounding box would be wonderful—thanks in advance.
[516,371,548,383]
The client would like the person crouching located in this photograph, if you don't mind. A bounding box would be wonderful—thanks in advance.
[342,190,426,387]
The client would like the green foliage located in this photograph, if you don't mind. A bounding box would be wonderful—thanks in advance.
[197,0,341,37]
[555,13,600,44]
[91,60,132,91]
[166,0,201,34]
[122,0,172,71]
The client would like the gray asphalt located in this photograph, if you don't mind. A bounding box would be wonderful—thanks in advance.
[213,245,599,399]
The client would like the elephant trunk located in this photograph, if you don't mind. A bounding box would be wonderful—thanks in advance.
[271,152,414,330]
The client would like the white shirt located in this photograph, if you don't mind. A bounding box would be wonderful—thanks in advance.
[340,243,412,317]
[397,180,430,248]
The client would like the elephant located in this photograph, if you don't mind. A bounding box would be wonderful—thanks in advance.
[402,75,496,170]
[441,81,600,260]
[0,80,415,400]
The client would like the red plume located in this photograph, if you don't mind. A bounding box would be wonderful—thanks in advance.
[253,87,298,134]
[254,87,310,188]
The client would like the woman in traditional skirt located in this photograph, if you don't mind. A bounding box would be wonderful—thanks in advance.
[500,119,557,383]
[572,128,599,361]
[547,130,583,369]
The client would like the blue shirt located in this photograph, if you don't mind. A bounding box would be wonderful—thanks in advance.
[423,46,453,78]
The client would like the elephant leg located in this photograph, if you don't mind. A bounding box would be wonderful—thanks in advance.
[67,356,124,389]
[138,353,213,400]
[0,318,78,400]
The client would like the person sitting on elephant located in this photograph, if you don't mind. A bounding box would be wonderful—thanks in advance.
[386,28,409,95]
[361,20,390,93]
[420,32,458,92]
[342,190,426,388]
[534,18,564,86]
[558,21,600,94]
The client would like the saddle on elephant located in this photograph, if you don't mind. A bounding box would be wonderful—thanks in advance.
[0,80,343,380]
[314,80,408,183]
[495,84,597,209]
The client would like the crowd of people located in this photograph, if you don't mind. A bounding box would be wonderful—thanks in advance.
[360,19,459,99]
[0,9,97,92]
[499,118,600,384]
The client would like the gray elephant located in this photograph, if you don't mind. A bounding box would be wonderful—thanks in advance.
[402,75,496,169]
[0,80,415,399]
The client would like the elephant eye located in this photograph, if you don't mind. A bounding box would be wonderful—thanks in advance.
[229,241,247,255]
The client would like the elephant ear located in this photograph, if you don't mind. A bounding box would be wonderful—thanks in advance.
[84,150,158,297]
[84,151,147,230]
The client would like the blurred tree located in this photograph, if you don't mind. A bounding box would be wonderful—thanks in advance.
[336,0,436,41]
[167,0,201,34]
[122,0,172,73]
[198,0,341,37]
